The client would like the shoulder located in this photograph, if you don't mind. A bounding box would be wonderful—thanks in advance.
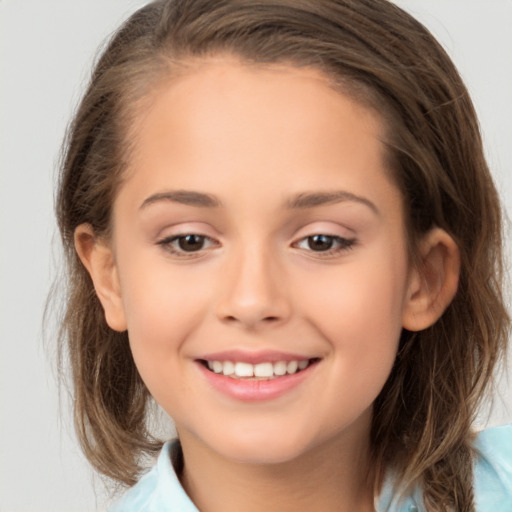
[473,424,512,511]
[377,425,512,512]
[108,441,198,512]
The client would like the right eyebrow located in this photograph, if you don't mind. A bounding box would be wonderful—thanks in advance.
[139,190,222,210]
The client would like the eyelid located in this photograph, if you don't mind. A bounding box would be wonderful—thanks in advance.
[157,232,220,258]
[291,233,357,258]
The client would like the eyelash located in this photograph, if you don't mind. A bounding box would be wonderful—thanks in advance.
[156,233,356,258]
[293,234,356,257]
[157,234,219,258]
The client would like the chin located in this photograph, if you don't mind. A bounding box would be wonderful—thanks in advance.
[201,426,323,466]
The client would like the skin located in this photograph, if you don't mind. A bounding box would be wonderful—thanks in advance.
[76,57,460,512]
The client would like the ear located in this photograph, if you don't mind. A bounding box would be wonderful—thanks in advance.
[402,227,460,332]
[74,223,127,332]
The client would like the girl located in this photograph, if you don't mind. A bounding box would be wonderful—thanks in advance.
[56,0,511,510]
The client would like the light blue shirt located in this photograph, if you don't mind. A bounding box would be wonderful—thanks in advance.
[110,425,512,511]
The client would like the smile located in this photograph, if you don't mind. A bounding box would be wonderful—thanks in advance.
[197,357,320,401]
[204,359,315,380]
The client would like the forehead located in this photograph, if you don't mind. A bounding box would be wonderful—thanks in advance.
[117,56,399,217]
[134,54,386,139]
[131,58,385,162]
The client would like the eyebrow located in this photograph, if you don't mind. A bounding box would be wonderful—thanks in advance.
[140,190,221,209]
[139,189,379,215]
[285,191,379,215]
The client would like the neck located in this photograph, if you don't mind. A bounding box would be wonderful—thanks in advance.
[178,425,375,512]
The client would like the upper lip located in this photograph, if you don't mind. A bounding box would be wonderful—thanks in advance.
[196,349,317,364]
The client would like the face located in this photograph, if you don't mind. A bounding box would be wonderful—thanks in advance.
[103,58,417,465]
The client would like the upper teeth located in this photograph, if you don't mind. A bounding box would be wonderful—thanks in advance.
[207,360,310,378]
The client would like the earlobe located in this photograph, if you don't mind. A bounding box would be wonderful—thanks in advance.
[74,223,127,332]
[402,228,460,332]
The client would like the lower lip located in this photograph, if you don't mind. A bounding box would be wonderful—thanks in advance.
[196,361,318,402]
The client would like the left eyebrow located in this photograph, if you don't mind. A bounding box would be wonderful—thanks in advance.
[285,191,380,216]
[139,190,222,210]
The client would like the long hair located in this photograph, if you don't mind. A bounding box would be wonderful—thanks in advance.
[55,1,509,510]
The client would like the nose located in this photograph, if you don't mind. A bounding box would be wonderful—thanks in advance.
[216,244,291,330]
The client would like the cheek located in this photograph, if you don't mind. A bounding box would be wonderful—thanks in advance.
[120,266,215,411]
[304,269,405,413]
[117,257,212,367]
[296,248,408,369]
[303,262,406,332]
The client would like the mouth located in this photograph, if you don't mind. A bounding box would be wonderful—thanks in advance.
[198,358,320,381]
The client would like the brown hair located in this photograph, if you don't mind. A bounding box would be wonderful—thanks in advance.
[55,1,509,510]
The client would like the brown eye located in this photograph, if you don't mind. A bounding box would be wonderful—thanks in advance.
[307,235,335,251]
[157,233,218,257]
[177,234,206,252]
[294,234,356,256]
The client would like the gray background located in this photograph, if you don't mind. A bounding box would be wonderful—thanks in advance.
[1,1,511,511]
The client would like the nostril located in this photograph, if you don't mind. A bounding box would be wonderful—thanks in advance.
[222,314,280,323]
[217,293,291,328]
